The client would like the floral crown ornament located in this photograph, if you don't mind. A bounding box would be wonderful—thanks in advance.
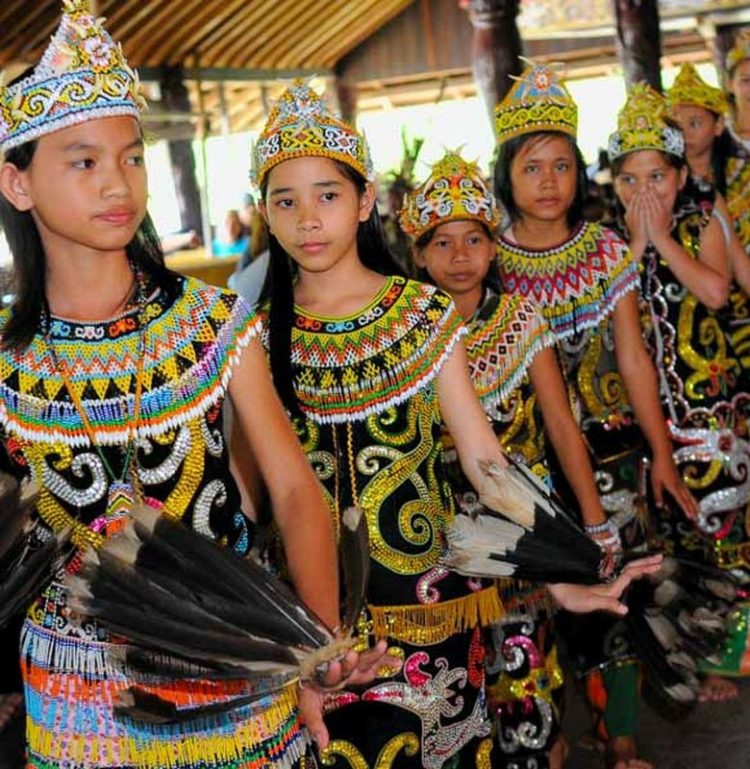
[251,80,373,189]
[0,0,145,153]
[494,60,578,145]
[398,150,501,241]
[607,83,685,162]
[665,63,728,117]
[726,29,750,74]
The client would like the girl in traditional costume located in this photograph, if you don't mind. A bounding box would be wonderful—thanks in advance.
[609,84,750,691]
[251,80,660,769]
[0,2,387,766]
[401,149,616,769]
[665,63,750,369]
[493,63,696,769]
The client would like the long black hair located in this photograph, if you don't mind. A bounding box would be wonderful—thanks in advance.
[493,131,588,228]
[0,136,180,352]
[260,160,404,418]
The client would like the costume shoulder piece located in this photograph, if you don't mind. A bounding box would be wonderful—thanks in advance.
[497,221,638,338]
[261,275,465,424]
[466,292,555,410]
[0,277,259,445]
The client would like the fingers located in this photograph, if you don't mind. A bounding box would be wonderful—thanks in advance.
[650,476,665,508]
[298,686,330,750]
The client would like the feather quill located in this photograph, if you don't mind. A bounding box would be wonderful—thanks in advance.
[339,505,370,631]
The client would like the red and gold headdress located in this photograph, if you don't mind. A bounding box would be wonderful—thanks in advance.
[0,0,144,153]
[251,80,373,189]
[399,150,500,241]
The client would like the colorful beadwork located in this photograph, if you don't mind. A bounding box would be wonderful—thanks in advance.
[608,83,684,161]
[251,80,372,189]
[0,0,144,152]
[399,151,500,241]
[494,61,578,145]
[0,278,297,769]
[666,62,728,117]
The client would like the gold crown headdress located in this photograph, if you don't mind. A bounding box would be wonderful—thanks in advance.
[607,83,684,161]
[726,29,750,73]
[398,151,500,241]
[0,0,145,153]
[251,80,373,189]
[494,61,578,145]
[665,63,728,116]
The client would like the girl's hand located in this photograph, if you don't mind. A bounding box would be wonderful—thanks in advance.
[548,554,663,615]
[624,191,649,260]
[299,640,402,748]
[641,186,672,247]
[650,451,699,521]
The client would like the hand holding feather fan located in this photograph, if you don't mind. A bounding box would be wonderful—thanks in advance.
[62,501,394,726]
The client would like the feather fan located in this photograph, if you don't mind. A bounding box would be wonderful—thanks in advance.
[444,458,607,584]
[0,473,70,627]
[63,501,370,724]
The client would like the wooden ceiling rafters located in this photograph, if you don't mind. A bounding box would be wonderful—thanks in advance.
[0,0,414,71]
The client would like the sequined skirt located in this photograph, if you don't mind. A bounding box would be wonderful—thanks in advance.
[22,582,308,769]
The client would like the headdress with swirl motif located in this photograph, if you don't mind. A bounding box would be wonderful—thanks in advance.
[399,150,500,241]
[494,61,578,145]
[608,83,684,162]
[666,62,728,117]
[0,0,145,153]
[726,29,750,74]
[251,80,373,189]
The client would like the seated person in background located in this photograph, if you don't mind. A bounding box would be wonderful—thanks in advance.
[212,209,249,257]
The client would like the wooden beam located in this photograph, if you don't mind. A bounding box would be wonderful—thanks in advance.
[613,0,663,90]
[137,66,330,82]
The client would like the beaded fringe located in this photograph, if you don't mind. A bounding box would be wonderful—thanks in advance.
[369,586,504,646]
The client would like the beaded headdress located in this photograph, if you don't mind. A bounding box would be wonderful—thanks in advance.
[665,63,728,116]
[251,80,373,189]
[607,83,684,161]
[399,151,500,241]
[494,61,578,145]
[726,29,750,74]
[0,0,145,153]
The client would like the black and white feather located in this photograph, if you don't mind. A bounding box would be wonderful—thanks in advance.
[63,502,369,724]
[444,458,607,584]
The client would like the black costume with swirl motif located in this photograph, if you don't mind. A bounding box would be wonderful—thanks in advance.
[260,276,504,769]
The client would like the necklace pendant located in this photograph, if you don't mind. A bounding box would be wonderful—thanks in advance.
[105,479,135,536]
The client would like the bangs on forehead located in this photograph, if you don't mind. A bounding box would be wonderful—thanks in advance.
[517,132,574,158]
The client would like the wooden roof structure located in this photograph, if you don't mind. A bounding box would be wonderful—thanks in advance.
[2,0,750,136]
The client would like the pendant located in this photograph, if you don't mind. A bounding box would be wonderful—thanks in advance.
[104,479,135,537]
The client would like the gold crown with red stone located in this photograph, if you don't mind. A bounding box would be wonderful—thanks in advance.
[251,80,373,188]
[0,0,145,153]
[399,150,500,240]
[494,61,578,144]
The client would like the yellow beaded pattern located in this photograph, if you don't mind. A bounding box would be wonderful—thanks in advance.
[666,62,728,117]
[251,80,372,188]
[726,28,750,73]
[608,83,684,160]
[494,61,577,144]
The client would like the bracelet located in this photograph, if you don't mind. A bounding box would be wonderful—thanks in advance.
[584,520,611,535]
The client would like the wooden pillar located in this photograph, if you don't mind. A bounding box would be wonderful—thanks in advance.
[160,66,203,236]
[330,74,358,125]
[613,0,663,91]
[464,0,523,127]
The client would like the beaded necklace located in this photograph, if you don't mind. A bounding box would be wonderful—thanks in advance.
[42,267,148,525]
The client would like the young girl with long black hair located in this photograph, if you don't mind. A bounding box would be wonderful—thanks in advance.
[493,63,697,769]
[402,149,620,769]
[0,3,391,767]
[253,80,662,769]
